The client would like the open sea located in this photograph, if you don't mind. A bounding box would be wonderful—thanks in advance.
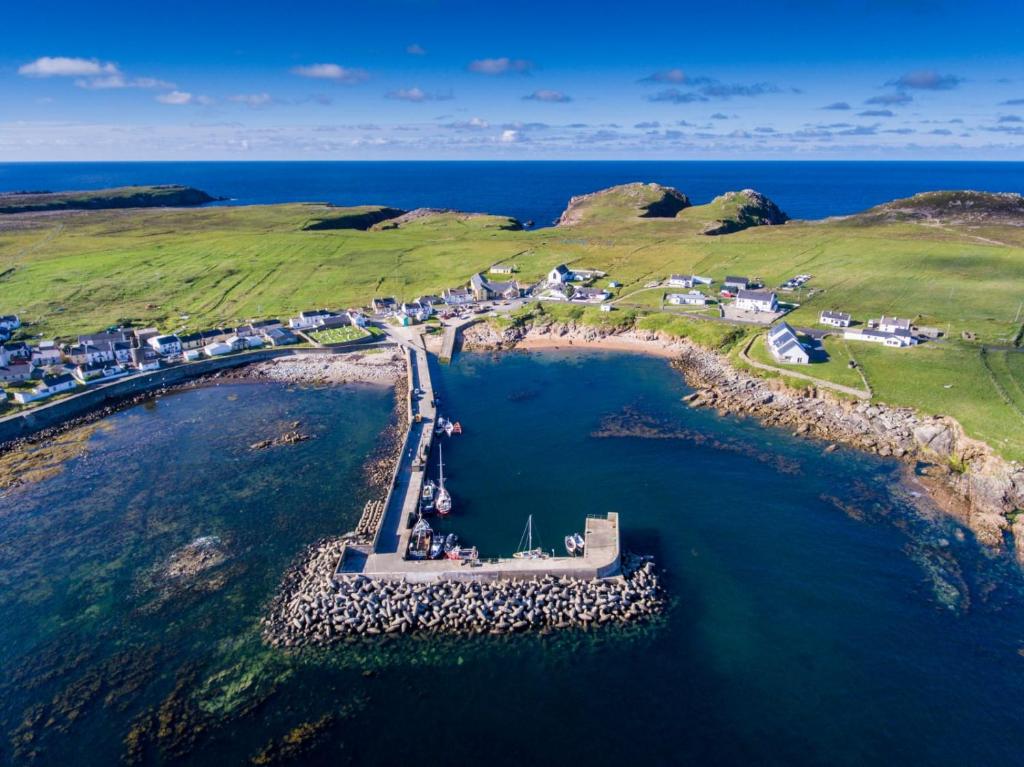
[0,160,1021,224]
[3,352,1024,766]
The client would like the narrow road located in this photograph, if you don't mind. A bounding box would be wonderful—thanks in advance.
[740,334,871,400]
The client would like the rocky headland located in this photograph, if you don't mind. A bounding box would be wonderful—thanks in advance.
[462,320,1024,561]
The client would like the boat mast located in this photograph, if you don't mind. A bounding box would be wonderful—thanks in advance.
[438,443,445,487]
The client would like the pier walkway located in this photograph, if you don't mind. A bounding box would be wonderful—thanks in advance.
[438,317,478,364]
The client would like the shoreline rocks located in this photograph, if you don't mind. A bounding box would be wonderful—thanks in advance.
[262,538,665,647]
[226,351,404,386]
[462,320,1024,559]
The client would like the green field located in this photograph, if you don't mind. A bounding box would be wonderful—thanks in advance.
[1,187,1024,458]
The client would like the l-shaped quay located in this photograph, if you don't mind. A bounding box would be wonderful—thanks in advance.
[338,325,621,583]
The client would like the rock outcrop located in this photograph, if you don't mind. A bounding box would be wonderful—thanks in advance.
[556,182,691,226]
[700,189,789,235]
[462,320,1024,558]
[843,190,1024,227]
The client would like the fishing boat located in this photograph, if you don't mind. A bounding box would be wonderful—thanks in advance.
[564,532,585,556]
[513,514,548,560]
[446,545,479,561]
[452,421,463,435]
[407,517,432,560]
[435,444,452,515]
[420,479,437,513]
[444,421,455,437]
[443,533,459,554]
[429,535,446,559]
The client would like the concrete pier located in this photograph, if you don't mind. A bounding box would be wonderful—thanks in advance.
[341,325,622,583]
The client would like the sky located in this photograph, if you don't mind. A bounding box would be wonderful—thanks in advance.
[2,0,1023,161]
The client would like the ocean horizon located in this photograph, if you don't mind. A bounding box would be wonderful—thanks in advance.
[1,160,1021,226]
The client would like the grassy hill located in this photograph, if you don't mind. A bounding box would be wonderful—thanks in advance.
[0,185,218,214]
[1,187,1023,459]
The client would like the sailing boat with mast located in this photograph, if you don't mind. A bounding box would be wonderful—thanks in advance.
[512,514,548,559]
[435,443,452,516]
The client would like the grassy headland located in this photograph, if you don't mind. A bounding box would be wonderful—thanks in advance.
[1,183,1023,459]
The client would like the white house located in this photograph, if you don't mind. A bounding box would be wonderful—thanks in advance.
[148,335,181,356]
[489,264,516,275]
[72,362,127,384]
[0,315,21,332]
[203,341,233,357]
[130,347,161,371]
[570,287,610,303]
[600,304,613,313]
[845,328,917,348]
[667,274,694,288]
[290,309,339,330]
[30,341,62,368]
[443,288,474,306]
[819,310,852,328]
[548,264,573,285]
[12,373,77,404]
[0,363,32,382]
[877,316,912,334]
[724,276,751,292]
[767,322,810,364]
[667,292,710,306]
[734,289,779,313]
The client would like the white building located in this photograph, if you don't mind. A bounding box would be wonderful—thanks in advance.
[203,341,233,357]
[148,335,181,356]
[667,274,694,288]
[766,322,810,364]
[290,309,339,330]
[819,310,852,328]
[844,328,917,348]
[12,373,77,404]
[30,341,62,368]
[0,315,21,332]
[877,316,912,334]
[724,276,751,292]
[666,292,710,306]
[548,264,573,285]
[734,289,779,313]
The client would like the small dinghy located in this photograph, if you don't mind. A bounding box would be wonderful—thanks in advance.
[564,532,585,556]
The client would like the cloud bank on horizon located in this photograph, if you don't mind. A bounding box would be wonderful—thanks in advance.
[2,0,1023,160]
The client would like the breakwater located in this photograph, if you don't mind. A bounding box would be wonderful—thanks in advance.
[264,537,663,646]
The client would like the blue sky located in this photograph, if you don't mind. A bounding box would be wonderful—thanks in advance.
[2,0,1023,160]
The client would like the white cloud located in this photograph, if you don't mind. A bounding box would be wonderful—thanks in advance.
[75,74,175,90]
[500,129,522,143]
[523,89,571,103]
[157,90,194,105]
[230,92,273,108]
[290,63,369,83]
[468,57,533,75]
[406,43,427,55]
[18,56,118,77]
[386,87,453,102]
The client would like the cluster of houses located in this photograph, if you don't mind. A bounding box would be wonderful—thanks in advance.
[766,311,921,367]
[538,264,610,304]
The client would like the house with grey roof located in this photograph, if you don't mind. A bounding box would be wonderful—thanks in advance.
[767,322,810,364]
[819,310,852,328]
[734,289,779,313]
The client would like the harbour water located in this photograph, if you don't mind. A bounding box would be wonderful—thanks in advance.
[3,352,1024,765]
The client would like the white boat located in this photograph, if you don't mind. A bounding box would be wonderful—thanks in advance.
[421,479,437,512]
[435,443,452,515]
[407,517,432,560]
[564,532,585,556]
[513,514,548,560]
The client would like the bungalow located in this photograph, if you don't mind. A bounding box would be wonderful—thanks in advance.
[0,362,32,382]
[264,328,298,347]
[667,274,695,288]
[72,361,126,384]
[443,288,474,306]
[203,341,233,357]
[570,287,610,303]
[877,316,912,334]
[548,264,573,285]
[845,328,917,348]
[30,341,62,368]
[667,291,710,306]
[0,314,21,332]
[147,334,181,356]
[489,264,516,275]
[734,289,779,313]
[819,310,852,328]
[183,349,203,362]
[225,334,263,351]
[371,297,398,314]
[63,343,115,366]
[724,276,751,292]
[79,330,132,347]
[766,322,810,364]
[12,373,77,404]
[290,309,339,330]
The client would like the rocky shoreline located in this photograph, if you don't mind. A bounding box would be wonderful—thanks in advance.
[262,538,664,646]
[462,320,1024,561]
[222,351,404,387]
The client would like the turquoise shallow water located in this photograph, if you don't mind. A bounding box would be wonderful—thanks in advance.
[2,354,1024,765]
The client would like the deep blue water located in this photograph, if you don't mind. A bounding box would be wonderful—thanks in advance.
[0,161,1021,225]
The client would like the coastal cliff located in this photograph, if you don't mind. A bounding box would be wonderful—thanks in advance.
[0,185,219,214]
[556,182,691,226]
[462,320,1024,558]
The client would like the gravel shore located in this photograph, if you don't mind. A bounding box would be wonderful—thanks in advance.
[230,351,405,386]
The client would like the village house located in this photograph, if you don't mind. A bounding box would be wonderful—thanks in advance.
[443,288,474,306]
[734,289,779,313]
[133,327,160,346]
[12,373,77,404]
[2,341,31,365]
[147,334,182,356]
[819,310,852,328]
[63,342,115,366]
[72,361,127,385]
[876,316,912,334]
[264,328,298,346]
[30,341,62,368]
[349,310,368,328]
[767,322,810,364]
[0,362,32,383]
[0,315,21,333]
[371,297,398,314]
[312,312,354,330]
[489,264,516,275]
[667,274,695,288]
[79,330,133,347]
[470,273,522,301]
[666,291,710,306]
[724,276,751,292]
[547,264,573,285]
[130,347,161,371]
[224,334,263,352]
[570,287,610,303]
[178,332,206,351]
[250,318,282,333]
[290,309,339,330]
[203,341,233,357]
[844,328,917,348]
